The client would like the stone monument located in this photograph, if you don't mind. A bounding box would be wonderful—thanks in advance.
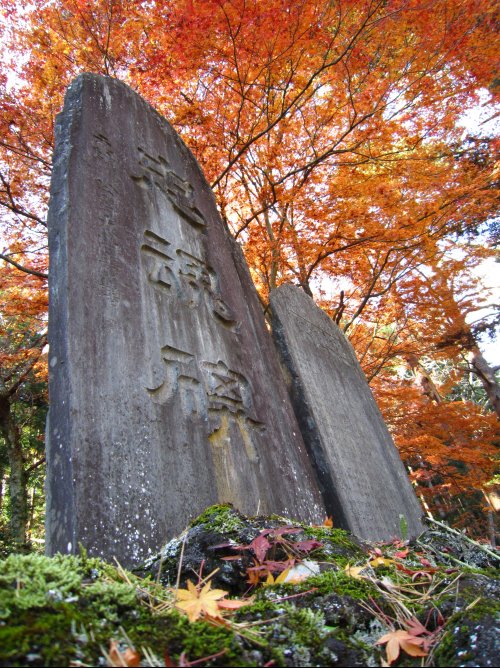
[271,284,424,541]
[46,74,325,565]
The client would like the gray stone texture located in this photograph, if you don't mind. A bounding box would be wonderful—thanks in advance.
[46,75,325,565]
[270,284,424,541]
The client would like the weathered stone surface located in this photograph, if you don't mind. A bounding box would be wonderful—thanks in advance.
[270,284,424,540]
[46,75,325,565]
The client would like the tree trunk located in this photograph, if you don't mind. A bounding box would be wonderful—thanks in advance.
[0,395,28,546]
[0,467,4,515]
[263,209,279,292]
[466,344,500,419]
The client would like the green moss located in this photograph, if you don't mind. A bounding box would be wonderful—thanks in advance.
[0,605,111,665]
[189,504,247,536]
[282,606,328,646]
[301,525,355,546]
[0,553,83,618]
[458,586,500,621]
[299,525,366,566]
[432,628,466,666]
[82,579,139,621]
[240,602,337,666]
[165,615,243,664]
[289,568,377,599]
[435,575,500,622]
[431,632,453,665]
[0,552,257,667]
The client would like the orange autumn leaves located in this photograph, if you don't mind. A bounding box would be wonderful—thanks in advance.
[376,617,440,664]
[377,628,428,664]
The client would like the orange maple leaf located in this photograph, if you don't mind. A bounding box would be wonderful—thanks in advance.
[376,629,428,664]
[175,579,228,622]
[217,596,254,610]
[107,640,141,667]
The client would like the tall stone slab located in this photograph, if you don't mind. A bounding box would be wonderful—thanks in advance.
[270,284,424,541]
[46,75,325,565]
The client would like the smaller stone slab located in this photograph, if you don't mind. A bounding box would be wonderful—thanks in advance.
[271,284,424,541]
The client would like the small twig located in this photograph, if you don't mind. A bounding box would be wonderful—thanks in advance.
[155,550,166,586]
[272,587,318,602]
[140,646,163,667]
[185,647,229,666]
[175,532,188,592]
[196,567,220,588]
[113,559,132,586]
[241,615,286,627]
[416,539,471,568]
[425,517,500,562]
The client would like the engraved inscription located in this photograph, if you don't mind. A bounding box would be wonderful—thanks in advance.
[132,148,206,229]
[202,360,262,462]
[177,248,211,307]
[201,361,256,419]
[140,229,237,328]
[146,345,204,413]
[289,305,352,365]
[147,346,263,460]
[92,133,120,228]
[93,133,113,162]
[141,230,177,293]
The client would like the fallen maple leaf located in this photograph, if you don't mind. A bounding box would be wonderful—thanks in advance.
[107,640,141,667]
[264,568,291,586]
[376,629,428,664]
[234,534,272,562]
[246,565,265,586]
[393,547,409,559]
[323,516,333,527]
[394,563,436,580]
[175,580,228,622]
[369,556,395,568]
[344,564,366,579]
[419,556,433,567]
[217,596,254,610]
[344,557,393,580]
[294,539,323,553]
[405,617,429,637]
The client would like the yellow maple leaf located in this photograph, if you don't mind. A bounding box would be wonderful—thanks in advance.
[369,557,395,568]
[264,568,291,586]
[345,557,394,580]
[175,579,228,622]
[344,564,366,580]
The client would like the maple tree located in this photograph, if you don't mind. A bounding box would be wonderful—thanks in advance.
[0,0,499,540]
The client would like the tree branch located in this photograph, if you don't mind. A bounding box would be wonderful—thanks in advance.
[0,253,48,279]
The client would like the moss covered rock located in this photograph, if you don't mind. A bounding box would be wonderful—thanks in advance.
[0,505,498,666]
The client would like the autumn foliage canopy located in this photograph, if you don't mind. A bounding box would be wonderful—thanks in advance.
[0,0,499,542]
